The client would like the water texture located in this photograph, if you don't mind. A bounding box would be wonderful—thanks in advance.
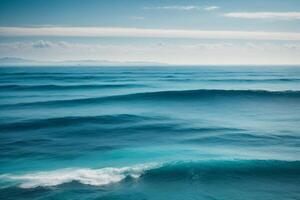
[0,66,300,200]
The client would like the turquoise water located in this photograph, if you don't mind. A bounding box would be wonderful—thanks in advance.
[0,66,300,200]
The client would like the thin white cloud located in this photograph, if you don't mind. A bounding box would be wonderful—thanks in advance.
[204,6,219,11]
[1,26,300,41]
[224,12,300,20]
[143,5,219,11]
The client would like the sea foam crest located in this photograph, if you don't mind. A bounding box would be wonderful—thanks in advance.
[1,163,159,188]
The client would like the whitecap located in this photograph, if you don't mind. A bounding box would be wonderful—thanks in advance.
[1,163,159,189]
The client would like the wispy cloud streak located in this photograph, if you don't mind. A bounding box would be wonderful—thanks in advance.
[1,27,300,41]
[224,12,300,20]
[204,6,219,11]
[143,5,219,11]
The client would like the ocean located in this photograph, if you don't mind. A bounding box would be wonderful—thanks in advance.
[0,66,299,200]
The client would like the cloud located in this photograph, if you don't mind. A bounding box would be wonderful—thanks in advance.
[31,40,55,48]
[1,40,300,64]
[0,40,69,51]
[224,12,300,20]
[143,5,219,11]
[204,6,219,11]
[1,26,300,41]
[1,41,236,51]
[30,40,68,49]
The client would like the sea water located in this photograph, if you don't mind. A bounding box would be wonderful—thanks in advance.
[0,66,299,200]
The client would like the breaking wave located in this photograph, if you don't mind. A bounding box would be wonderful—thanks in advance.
[1,163,159,189]
[2,160,300,189]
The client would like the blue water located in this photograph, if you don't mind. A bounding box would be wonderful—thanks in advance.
[0,66,300,200]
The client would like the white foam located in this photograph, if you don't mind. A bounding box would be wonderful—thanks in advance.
[1,163,159,188]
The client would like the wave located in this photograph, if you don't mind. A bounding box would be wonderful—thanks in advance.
[0,114,159,132]
[182,132,300,146]
[160,78,300,83]
[1,160,299,189]
[204,78,300,82]
[145,160,300,181]
[0,83,143,91]
[0,113,243,133]
[121,89,300,99]
[1,163,159,188]
[0,74,130,79]
[3,89,300,108]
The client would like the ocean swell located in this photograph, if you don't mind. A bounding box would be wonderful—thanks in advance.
[2,89,300,108]
[0,83,143,91]
[1,160,300,189]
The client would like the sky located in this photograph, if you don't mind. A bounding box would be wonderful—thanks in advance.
[0,0,300,65]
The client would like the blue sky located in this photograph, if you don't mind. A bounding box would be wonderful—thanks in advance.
[0,0,300,64]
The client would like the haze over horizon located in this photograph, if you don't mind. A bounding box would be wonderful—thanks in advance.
[1,0,300,65]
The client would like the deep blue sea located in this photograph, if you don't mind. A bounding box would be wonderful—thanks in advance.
[0,66,300,200]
